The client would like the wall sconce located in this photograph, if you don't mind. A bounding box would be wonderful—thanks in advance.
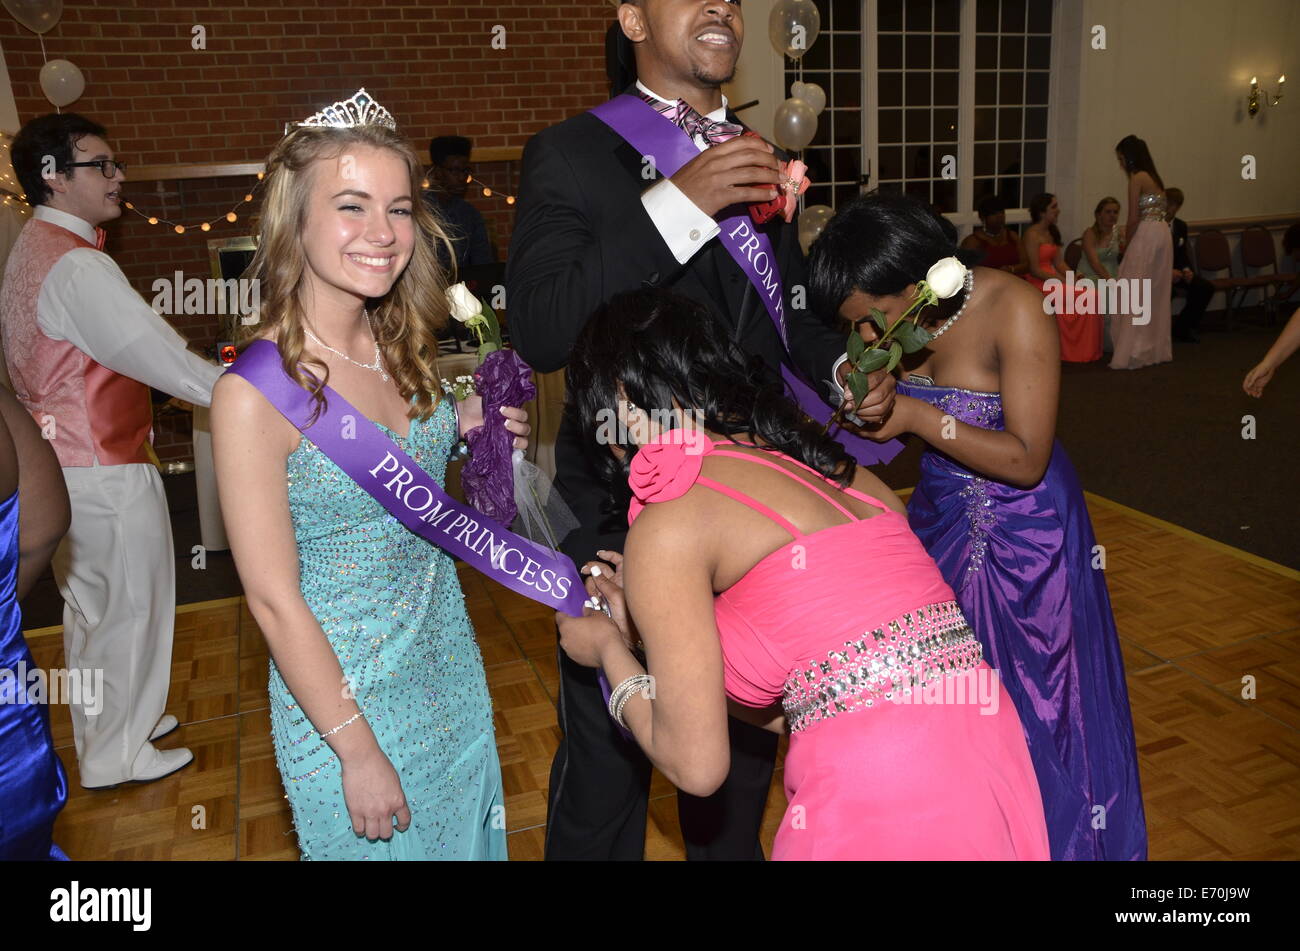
[1248,74,1285,116]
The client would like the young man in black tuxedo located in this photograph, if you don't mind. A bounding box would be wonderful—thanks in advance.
[506,0,894,861]
[1165,187,1213,342]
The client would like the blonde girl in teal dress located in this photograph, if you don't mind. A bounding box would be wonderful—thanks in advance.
[212,95,528,859]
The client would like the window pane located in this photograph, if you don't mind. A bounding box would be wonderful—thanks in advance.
[877,33,903,69]
[878,146,903,180]
[975,142,997,176]
[935,33,959,69]
[1024,141,1047,175]
[905,33,931,69]
[1025,107,1048,140]
[976,35,998,69]
[833,71,861,109]
[905,72,931,106]
[934,0,960,31]
[1000,35,1025,69]
[833,33,861,70]
[977,0,999,33]
[878,0,904,31]
[905,0,933,31]
[974,177,997,204]
[879,72,904,108]
[804,148,833,183]
[933,179,957,214]
[879,181,903,196]
[976,71,997,105]
[811,116,833,146]
[1027,1,1053,33]
[999,106,1023,139]
[834,148,862,183]
[835,0,863,32]
[998,142,1021,174]
[835,108,861,143]
[905,145,932,177]
[1027,35,1051,69]
[974,108,997,140]
[906,109,931,142]
[879,109,904,143]
[905,179,932,203]
[1026,71,1050,104]
[803,71,832,95]
[804,33,831,69]
[1023,177,1046,203]
[934,71,959,106]
[834,184,860,207]
[1001,0,1026,32]
[805,185,833,207]
[934,108,959,143]
[1000,71,1024,103]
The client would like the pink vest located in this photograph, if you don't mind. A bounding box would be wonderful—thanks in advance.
[1,217,152,467]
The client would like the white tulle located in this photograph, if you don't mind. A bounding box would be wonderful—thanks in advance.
[511,450,579,551]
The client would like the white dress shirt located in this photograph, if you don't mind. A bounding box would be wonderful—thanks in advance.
[635,83,850,398]
[34,205,222,407]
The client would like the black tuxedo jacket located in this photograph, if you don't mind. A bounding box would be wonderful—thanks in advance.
[505,95,845,556]
[1170,216,1192,273]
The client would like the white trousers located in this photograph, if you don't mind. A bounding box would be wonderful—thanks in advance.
[53,463,176,787]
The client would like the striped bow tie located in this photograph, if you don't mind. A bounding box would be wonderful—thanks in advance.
[640,93,745,147]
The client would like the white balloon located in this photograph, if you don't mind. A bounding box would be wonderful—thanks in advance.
[798,204,835,256]
[769,0,822,61]
[2,0,62,35]
[799,82,827,116]
[773,97,818,152]
[790,80,808,101]
[40,59,84,108]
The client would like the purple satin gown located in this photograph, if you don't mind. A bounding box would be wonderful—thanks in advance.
[895,377,1147,860]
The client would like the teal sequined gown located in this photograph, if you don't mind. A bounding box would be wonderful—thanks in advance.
[272,396,506,860]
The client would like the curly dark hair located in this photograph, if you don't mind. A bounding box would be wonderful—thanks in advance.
[11,113,108,207]
[566,287,857,515]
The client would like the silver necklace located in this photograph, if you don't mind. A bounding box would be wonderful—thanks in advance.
[928,270,975,340]
[304,310,388,381]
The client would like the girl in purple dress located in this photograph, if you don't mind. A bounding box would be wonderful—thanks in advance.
[809,193,1147,860]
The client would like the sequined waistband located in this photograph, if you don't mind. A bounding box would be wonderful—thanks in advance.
[781,601,983,734]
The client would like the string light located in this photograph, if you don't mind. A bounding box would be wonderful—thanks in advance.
[123,174,265,235]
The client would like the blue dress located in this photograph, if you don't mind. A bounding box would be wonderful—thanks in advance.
[895,378,1147,860]
[271,397,506,860]
[0,489,69,859]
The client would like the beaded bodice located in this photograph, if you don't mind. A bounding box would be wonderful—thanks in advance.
[897,376,1004,431]
[1137,192,1167,223]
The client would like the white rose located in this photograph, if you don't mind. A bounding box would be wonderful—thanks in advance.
[925,256,968,299]
[446,282,482,323]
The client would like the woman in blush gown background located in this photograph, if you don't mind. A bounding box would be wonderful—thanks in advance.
[809,193,1147,861]
[1110,135,1172,370]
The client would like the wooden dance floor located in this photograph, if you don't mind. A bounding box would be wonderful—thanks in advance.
[26,492,1300,861]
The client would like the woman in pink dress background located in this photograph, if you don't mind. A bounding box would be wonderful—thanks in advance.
[1110,135,1173,370]
[554,288,1049,861]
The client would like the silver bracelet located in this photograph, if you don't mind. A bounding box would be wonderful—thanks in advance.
[320,711,363,739]
[607,674,654,728]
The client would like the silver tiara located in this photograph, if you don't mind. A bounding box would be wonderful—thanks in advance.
[286,88,397,134]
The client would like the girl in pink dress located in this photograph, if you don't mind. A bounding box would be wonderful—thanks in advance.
[555,288,1049,860]
[1109,135,1173,370]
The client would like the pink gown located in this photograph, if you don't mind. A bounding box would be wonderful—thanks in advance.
[1110,193,1173,369]
[627,431,1050,861]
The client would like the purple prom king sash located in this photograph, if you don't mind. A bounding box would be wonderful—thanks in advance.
[589,94,902,467]
[228,339,589,618]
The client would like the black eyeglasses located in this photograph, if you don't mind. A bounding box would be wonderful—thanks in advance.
[63,159,127,178]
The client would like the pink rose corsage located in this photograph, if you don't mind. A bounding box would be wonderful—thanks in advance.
[627,428,715,525]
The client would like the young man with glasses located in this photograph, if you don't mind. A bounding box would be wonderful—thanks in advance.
[0,113,221,789]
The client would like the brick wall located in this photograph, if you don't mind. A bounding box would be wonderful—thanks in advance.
[1,0,612,459]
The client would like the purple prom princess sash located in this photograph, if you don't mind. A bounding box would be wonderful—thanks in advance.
[228,339,589,618]
[589,94,902,467]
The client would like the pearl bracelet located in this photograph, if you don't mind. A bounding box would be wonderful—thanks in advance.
[320,711,363,739]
